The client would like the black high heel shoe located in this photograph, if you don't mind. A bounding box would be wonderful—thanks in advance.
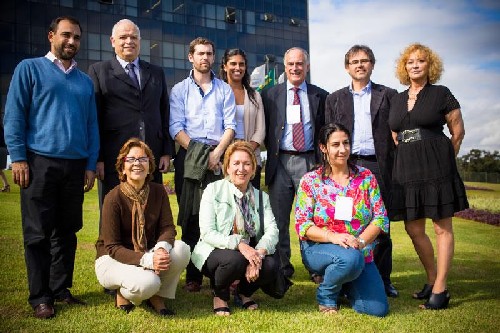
[419,290,450,310]
[114,292,134,313]
[412,283,433,300]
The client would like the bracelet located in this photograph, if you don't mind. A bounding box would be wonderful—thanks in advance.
[357,237,366,249]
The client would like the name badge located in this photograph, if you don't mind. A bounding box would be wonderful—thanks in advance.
[286,105,301,124]
[334,196,353,221]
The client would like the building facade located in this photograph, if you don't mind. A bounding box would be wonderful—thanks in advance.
[1,0,310,114]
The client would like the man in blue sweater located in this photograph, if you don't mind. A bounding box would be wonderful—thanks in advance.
[3,16,99,319]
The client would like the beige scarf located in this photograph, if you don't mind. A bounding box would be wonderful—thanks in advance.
[120,182,150,252]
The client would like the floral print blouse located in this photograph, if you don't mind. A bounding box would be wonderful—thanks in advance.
[295,166,389,263]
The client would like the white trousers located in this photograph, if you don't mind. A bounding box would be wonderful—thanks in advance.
[95,240,190,304]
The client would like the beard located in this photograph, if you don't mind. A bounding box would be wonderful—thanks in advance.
[194,62,212,74]
[54,42,78,60]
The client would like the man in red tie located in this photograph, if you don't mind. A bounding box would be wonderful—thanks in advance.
[261,47,328,278]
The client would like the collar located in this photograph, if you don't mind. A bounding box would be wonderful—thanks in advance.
[45,51,77,72]
[189,69,215,82]
[349,80,372,95]
[116,55,139,69]
[286,80,308,92]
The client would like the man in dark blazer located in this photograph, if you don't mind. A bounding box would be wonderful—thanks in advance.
[88,19,173,228]
[325,45,398,297]
[262,47,328,278]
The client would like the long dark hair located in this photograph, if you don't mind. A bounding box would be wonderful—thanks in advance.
[318,123,356,178]
[219,48,258,107]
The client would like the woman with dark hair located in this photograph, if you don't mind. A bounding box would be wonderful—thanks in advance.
[389,43,468,310]
[95,138,190,316]
[295,123,389,317]
[220,49,265,188]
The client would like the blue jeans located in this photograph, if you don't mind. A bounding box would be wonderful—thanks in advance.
[300,241,389,317]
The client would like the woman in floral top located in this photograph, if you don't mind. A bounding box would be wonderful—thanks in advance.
[295,123,389,317]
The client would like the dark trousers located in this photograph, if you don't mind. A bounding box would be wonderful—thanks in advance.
[350,157,393,286]
[173,147,203,284]
[21,152,86,308]
[268,152,315,277]
[202,249,278,301]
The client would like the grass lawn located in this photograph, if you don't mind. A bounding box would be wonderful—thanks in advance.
[0,171,499,332]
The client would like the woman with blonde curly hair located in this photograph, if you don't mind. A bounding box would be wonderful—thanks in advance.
[388,43,468,310]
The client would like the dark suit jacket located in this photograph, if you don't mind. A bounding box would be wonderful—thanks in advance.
[262,82,328,185]
[88,57,173,184]
[324,82,397,199]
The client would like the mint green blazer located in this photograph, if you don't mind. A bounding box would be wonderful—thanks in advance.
[191,179,278,271]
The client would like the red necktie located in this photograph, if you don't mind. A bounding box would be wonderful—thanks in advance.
[292,87,305,151]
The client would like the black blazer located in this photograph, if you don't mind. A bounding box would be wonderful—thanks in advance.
[325,82,397,199]
[262,82,328,185]
[88,57,174,177]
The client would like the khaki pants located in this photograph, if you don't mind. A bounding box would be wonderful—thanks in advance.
[95,240,190,304]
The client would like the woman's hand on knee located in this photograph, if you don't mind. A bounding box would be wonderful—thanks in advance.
[153,248,170,274]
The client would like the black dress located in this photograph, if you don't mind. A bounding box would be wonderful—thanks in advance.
[388,84,468,221]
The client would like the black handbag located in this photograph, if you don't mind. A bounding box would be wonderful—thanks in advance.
[258,190,293,299]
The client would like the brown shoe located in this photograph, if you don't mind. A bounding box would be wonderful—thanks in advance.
[34,303,55,319]
[183,281,201,292]
[56,293,86,305]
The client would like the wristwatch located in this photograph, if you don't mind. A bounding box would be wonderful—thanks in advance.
[357,237,366,249]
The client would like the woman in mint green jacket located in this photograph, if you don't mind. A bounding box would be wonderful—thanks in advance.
[191,141,279,316]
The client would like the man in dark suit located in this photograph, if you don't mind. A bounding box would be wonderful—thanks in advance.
[88,19,173,222]
[325,45,398,297]
[262,47,328,278]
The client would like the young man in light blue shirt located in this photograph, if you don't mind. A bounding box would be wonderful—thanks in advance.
[169,37,236,292]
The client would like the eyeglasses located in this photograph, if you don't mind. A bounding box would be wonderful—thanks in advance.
[123,156,149,163]
[349,59,371,65]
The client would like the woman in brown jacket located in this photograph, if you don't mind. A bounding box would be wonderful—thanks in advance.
[95,138,190,316]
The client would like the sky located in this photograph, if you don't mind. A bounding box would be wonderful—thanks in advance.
[308,0,500,155]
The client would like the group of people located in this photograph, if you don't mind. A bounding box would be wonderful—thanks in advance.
[2,16,468,320]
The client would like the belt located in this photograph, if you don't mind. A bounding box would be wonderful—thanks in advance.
[397,128,442,143]
[280,149,314,155]
[350,154,377,162]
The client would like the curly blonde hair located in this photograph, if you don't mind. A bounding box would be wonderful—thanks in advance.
[395,43,443,86]
[222,141,257,179]
[115,138,156,183]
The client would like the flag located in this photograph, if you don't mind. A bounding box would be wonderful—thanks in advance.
[277,72,286,84]
[256,67,275,92]
[250,64,266,89]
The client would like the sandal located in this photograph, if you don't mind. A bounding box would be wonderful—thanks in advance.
[213,307,231,316]
[310,273,323,284]
[1,185,9,192]
[241,300,258,310]
[412,283,434,300]
[419,290,450,310]
[213,296,230,316]
[318,304,338,314]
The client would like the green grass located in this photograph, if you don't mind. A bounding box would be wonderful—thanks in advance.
[465,182,500,213]
[0,171,499,332]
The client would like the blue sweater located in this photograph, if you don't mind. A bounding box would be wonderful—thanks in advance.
[4,57,99,170]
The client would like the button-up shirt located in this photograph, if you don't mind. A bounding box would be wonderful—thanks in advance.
[116,55,141,87]
[45,51,77,74]
[169,70,236,145]
[350,81,375,155]
[280,80,313,151]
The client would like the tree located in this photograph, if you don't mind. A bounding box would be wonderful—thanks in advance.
[458,149,500,173]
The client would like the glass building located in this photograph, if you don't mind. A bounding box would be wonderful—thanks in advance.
[1,0,310,114]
